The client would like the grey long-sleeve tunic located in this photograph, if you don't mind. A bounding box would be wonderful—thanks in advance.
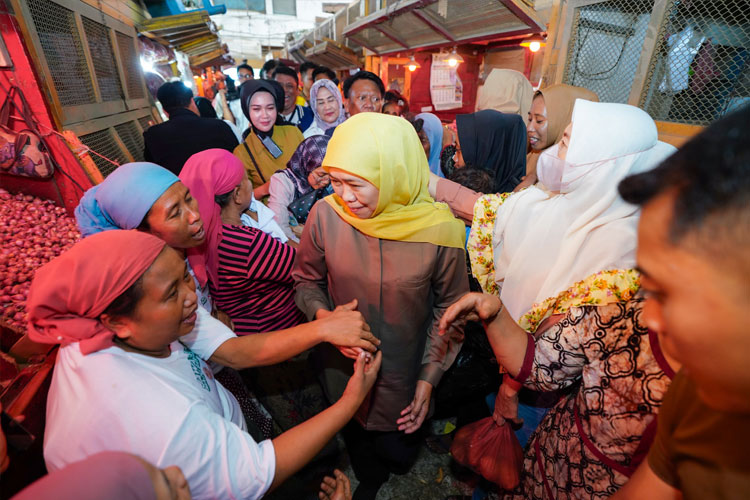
[292,201,469,431]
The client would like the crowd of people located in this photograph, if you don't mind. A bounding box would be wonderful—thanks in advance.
[11,59,749,500]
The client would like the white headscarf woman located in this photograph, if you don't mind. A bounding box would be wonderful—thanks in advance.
[477,100,676,329]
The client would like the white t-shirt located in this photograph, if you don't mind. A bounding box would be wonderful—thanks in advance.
[240,194,290,243]
[43,308,276,500]
[267,173,301,243]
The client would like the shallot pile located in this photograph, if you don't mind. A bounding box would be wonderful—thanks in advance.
[0,189,80,331]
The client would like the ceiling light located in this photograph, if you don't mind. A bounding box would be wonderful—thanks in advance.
[407,55,421,72]
[446,47,464,67]
[520,35,546,53]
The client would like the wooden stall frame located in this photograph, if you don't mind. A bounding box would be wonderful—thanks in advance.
[8,0,149,129]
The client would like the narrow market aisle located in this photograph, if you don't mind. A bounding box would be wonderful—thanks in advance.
[266,419,477,500]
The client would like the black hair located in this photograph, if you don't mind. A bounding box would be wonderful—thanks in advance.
[214,190,234,208]
[449,167,494,194]
[260,59,281,79]
[193,96,217,119]
[156,81,194,114]
[300,61,318,75]
[619,106,750,250]
[102,275,146,320]
[342,70,385,99]
[383,90,409,114]
[273,65,299,84]
[312,66,337,85]
[237,63,254,77]
[441,144,457,178]
[409,117,424,134]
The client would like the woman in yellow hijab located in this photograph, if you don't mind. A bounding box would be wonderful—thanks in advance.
[292,113,469,500]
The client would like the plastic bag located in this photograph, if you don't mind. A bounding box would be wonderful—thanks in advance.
[450,383,524,490]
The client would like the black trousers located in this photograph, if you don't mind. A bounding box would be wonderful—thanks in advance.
[342,420,423,487]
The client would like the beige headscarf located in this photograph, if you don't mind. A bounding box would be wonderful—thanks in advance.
[526,84,599,175]
[475,69,534,118]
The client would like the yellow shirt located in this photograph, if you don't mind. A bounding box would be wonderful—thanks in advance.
[233,125,303,188]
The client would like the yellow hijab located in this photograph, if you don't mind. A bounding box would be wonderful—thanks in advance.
[323,113,465,249]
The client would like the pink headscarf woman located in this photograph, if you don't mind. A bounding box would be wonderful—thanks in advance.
[178,149,245,289]
[26,230,165,354]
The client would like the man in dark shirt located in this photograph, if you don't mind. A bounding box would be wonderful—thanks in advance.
[612,107,750,499]
[143,81,238,175]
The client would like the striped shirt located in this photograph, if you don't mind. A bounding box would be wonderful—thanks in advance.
[213,224,305,335]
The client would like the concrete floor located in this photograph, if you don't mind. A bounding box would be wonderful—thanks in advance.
[266,418,481,500]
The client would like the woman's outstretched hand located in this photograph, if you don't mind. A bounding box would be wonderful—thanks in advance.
[341,350,382,408]
[438,292,503,335]
[397,380,433,434]
[319,469,351,500]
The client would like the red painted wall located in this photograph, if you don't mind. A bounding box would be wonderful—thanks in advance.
[0,8,93,215]
[408,50,481,123]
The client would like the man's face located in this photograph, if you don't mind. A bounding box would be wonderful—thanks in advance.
[275,73,299,114]
[238,68,253,82]
[637,190,750,412]
[345,79,382,116]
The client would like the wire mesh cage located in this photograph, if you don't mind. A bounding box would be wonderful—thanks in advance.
[114,121,145,162]
[563,0,655,103]
[26,0,96,107]
[116,32,146,100]
[639,0,750,125]
[81,16,124,102]
[79,128,129,177]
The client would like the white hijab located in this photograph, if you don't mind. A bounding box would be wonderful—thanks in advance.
[492,99,677,323]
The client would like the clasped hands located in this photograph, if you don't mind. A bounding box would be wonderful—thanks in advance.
[315,299,380,360]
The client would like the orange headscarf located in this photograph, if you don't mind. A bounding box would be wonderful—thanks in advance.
[26,230,166,355]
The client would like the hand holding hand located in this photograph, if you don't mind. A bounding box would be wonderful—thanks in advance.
[396,380,433,434]
[341,350,382,407]
[438,292,503,335]
[318,469,351,500]
[318,299,379,360]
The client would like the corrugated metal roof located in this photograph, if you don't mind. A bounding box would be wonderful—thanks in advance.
[343,0,544,54]
[138,11,227,66]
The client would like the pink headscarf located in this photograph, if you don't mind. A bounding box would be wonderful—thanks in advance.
[179,149,245,288]
[12,451,157,500]
[26,230,166,355]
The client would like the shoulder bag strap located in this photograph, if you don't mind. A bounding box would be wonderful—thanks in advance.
[0,86,18,128]
[242,140,266,184]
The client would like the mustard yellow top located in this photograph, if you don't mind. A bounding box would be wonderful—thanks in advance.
[322,113,465,249]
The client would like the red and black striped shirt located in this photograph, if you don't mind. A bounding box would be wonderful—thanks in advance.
[212,224,305,335]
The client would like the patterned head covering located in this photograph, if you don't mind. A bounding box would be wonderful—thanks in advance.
[280,135,331,200]
[309,79,346,132]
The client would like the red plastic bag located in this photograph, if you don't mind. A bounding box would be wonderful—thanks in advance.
[450,382,524,490]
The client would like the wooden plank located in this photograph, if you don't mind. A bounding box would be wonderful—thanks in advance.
[80,0,147,26]
[74,12,103,104]
[63,100,128,126]
[64,107,152,136]
[627,0,671,106]
[655,120,702,147]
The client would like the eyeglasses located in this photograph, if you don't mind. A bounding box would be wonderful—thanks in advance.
[354,94,382,106]
[238,73,253,80]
